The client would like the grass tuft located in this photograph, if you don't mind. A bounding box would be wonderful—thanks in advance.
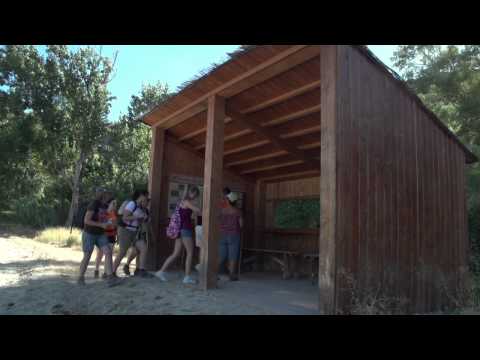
[35,227,82,249]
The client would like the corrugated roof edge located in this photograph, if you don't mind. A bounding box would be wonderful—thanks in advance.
[136,45,257,126]
[354,45,478,164]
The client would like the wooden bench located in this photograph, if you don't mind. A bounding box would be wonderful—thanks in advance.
[242,248,301,279]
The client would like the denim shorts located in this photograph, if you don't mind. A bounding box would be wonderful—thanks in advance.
[219,233,241,262]
[180,229,193,239]
[82,231,109,253]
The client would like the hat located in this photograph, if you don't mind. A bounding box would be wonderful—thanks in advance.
[226,192,238,202]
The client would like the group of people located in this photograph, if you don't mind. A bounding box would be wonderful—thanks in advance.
[154,185,243,284]
[78,184,243,287]
[78,188,152,286]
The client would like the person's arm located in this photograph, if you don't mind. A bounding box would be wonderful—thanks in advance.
[123,203,143,222]
[238,212,243,229]
[84,210,108,229]
[184,200,202,215]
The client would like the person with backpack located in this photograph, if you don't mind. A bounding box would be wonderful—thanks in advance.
[124,198,151,276]
[77,188,121,287]
[112,190,153,278]
[94,198,118,279]
[155,185,201,284]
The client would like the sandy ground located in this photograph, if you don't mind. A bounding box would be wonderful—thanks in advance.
[0,229,275,315]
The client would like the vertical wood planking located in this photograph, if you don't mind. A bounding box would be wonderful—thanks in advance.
[200,95,225,290]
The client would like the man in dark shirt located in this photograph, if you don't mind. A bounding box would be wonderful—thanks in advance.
[77,187,121,286]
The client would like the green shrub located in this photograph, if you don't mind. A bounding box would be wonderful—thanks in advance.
[12,196,69,228]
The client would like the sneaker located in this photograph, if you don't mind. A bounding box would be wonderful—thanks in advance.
[123,265,131,276]
[195,264,201,272]
[155,271,168,282]
[107,275,123,287]
[77,277,86,286]
[229,274,239,282]
[133,268,140,277]
[102,273,108,279]
[94,270,99,279]
[182,276,197,285]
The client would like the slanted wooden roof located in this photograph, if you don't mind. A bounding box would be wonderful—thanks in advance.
[141,45,477,184]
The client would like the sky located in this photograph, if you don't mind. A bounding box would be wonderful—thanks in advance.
[39,45,399,122]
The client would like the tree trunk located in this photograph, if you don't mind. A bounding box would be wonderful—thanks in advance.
[65,150,86,228]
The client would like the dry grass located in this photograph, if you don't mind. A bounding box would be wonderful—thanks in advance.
[337,270,409,315]
[34,227,82,249]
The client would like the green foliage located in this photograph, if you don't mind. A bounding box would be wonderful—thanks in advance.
[274,199,320,229]
[0,44,171,228]
[12,196,70,229]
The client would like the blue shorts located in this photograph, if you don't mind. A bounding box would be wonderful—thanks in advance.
[82,231,109,253]
[180,229,193,239]
[219,233,241,263]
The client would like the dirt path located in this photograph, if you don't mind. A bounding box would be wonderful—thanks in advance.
[0,229,272,315]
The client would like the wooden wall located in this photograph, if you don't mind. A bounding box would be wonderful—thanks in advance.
[151,138,255,268]
[333,46,469,313]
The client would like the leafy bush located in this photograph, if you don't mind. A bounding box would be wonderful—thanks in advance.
[274,199,320,229]
[35,227,82,248]
[12,196,69,229]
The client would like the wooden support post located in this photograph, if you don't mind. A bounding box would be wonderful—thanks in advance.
[147,127,165,271]
[254,180,266,271]
[319,45,339,314]
[200,96,225,290]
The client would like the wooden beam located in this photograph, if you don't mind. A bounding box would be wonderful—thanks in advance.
[178,117,233,142]
[200,95,225,290]
[147,127,165,271]
[149,45,320,129]
[263,172,320,184]
[254,163,319,181]
[232,149,321,175]
[318,45,339,315]
[165,134,255,184]
[178,82,321,144]
[241,160,304,174]
[226,108,320,170]
[225,148,288,167]
[240,79,321,114]
[195,106,321,151]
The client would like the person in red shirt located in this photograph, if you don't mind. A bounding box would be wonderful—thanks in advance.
[94,198,118,279]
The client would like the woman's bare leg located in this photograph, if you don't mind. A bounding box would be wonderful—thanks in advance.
[182,237,194,277]
[159,239,183,273]
[95,247,104,272]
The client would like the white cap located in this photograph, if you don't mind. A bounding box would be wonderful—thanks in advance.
[226,192,238,202]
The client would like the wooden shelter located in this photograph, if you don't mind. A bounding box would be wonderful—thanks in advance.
[140,45,477,314]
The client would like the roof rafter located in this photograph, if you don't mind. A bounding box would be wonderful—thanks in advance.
[225,108,320,170]
[148,45,320,129]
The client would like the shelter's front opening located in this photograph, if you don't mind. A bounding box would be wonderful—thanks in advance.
[237,177,320,314]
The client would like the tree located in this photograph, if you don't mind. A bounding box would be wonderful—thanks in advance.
[91,82,170,200]
[0,45,116,227]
